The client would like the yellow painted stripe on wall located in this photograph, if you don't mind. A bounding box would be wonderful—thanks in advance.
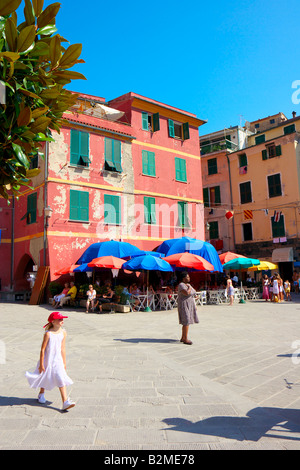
[134,189,203,203]
[1,232,44,244]
[132,140,201,160]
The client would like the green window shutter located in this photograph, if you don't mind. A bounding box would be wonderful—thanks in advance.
[142,112,149,131]
[104,195,121,224]
[168,119,175,137]
[105,138,114,167]
[144,197,156,224]
[70,190,80,221]
[268,174,282,198]
[178,201,190,227]
[262,149,268,160]
[113,140,122,172]
[79,131,90,165]
[27,193,37,224]
[284,124,295,135]
[209,221,219,239]
[271,215,285,238]
[70,129,80,165]
[214,186,221,205]
[255,134,265,145]
[148,151,155,176]
[276,145,282,156]
[183,122,190,140]
[152,113,160,132]
[203,187,209,207]
[207,157,218,175]
[142,150,148,174]
[79,191,89,222]
[239,153,247,167]
[175,157,187,182]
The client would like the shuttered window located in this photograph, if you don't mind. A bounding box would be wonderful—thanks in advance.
[271,214,285,238]
[175,157,187,182]
[105,138,122,172]
[104,194,121,225]
[240,182,252,204]
[69,190,89,222]
[142,112,160,132]
[268,174,282,198]
[144,197,156,224]
[27,192,37,224]
[70,129,90,166]
[168,119,189,140]
[178,201,190,227]
[142,150,156,176]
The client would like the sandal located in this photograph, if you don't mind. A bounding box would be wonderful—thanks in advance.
[183,340,193,345]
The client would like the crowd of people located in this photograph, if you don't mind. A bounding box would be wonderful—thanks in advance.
[261,273,291,302]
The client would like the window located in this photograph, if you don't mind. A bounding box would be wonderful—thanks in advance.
[268,173,282,198]
[255,134,265,145]
[142,150,156,176]
[207,157,218,175]
[29,153,38,170]
[142,112,160,132]
[262,145,281,160]
[270,119,275,124]
[178,201,190,227]
[168,119,190,140]
[69,190,89,222]
[238,153,247,168]
[243,222,253,241]
[70,129,90,167]
[203,186,221,207]
[22,192,37,224]
[239,181,252,204]
[144,197,156,224]
[175,157,187,182]
[104,194,121,225]
[105,138,122,172]
[284,124,296,135]
[271,214,285,238]
[255,123,260,129]
[209,221,219,240]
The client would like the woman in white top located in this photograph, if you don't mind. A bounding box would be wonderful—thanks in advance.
[272,274,279,301]
[86,284,96,313]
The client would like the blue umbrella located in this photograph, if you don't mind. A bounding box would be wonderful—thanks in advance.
[123,254,173,311]
[130,251,165,258]
[76,240,142,265]
[73,263,91,272]
[156,237,223,272]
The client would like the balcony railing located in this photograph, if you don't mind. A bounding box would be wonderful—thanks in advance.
[200,139,238,155]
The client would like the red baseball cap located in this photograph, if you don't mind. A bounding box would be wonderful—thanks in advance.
[43,312,68,328]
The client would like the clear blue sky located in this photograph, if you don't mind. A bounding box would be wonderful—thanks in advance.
[19,0,300,135]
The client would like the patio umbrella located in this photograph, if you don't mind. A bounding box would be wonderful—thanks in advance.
[54,264,80,276]
[156,237,223,272]
[73,263,90,272]
[248,261,278,271]
[164,252,214,271]
[219,251,247,265]
[222,257,260,303]
[76,240,142,265]
[122,254,173,311]
[87,256,125,269]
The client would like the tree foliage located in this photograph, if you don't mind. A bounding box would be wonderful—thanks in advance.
[0,0,86,200]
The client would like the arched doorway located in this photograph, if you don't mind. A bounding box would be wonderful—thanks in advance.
[15,254,35,290]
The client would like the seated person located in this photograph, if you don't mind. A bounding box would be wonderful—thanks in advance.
[59,281,77,307]
[129,283,141,311]
[53,282,69,307]
[95,286,115,312]
[86,284,96,313]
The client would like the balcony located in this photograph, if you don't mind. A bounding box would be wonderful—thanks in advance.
[200,139,238,156]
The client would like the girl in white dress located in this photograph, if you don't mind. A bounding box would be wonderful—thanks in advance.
[25,312,75,411]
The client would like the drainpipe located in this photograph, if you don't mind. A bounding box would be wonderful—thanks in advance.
[226,154,236,250]
[43,142,49,266]
[10,195,15,290]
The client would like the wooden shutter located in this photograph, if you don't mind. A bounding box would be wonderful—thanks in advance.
[142,112,149,130]
[105,138,114,167]
[175,158,181,180]
[276,145,282,156]
[214,186,221,205]
[183,122,190,140]
[70,190,80,220]
[80,131,90,165]
[104,194,112,224]
[79,191,89,221]
[152,113,160,132]
[203,187,209,207]
[148,152,155,176]
[113,140,122,172]
[70,129,80,165]
[112,195,121,224]
[27,193,37,224]
[262,149,268,160]
[168,119,175,137]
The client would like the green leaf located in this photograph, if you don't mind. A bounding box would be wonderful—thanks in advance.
[0,51,20,62]
[49,34,61,67]
[17,25,36,53]
[12,143,30,168]
[59,43,82,68]
[37,24,57,36]
[32,0,44,17]
[24,0,35,26]
[5,18,18,51]
[37,2,61,28]
[53,70,86,80]
[0,0,22,17]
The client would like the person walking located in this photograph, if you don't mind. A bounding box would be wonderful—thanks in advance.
[177,272,199,345]
[226,275,235,306]
[262,274,270,301]
[25,312,75,411]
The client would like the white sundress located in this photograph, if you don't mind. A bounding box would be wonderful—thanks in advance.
[25,330,73,391]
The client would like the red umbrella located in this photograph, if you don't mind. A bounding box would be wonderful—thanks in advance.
[54,264,80,275]
[87,255,125,269]
[163,252,214,271]
[219,252,247,265]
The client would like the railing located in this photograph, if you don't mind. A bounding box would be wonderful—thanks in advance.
[200,139,238,155]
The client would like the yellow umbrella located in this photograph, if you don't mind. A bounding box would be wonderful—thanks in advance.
[248,261,278,271]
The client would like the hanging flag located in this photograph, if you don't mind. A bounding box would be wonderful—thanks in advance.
[244,209,253,220]
[274,210,282,222]
[225,210,234,220]
[264,209,269,216]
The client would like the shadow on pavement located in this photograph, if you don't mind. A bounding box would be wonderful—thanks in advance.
[114,338,179,344]
[163,406,300,442]
[0,396,62,412]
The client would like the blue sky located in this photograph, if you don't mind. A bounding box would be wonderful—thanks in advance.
[19,0,300,135]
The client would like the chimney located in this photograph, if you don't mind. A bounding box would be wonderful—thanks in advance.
[292,111,297,119]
